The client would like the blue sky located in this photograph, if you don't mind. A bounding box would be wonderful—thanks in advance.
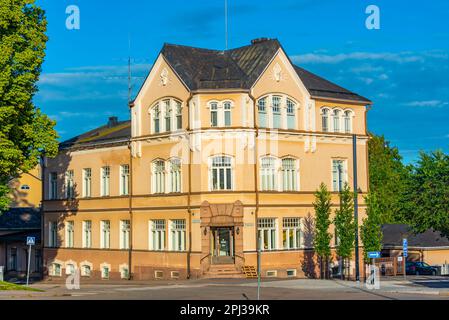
[35,0,449,163]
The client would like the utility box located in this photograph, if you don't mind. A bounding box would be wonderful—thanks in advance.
[0,266,4,282]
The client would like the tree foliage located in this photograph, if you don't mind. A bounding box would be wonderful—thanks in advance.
[360,192,383,264]
[401,151,449,237]
[0,0,58,211]
[313,183,332,278]
[368,134,408,224]
[334,183,355,260]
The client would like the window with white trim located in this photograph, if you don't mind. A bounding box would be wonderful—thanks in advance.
[66,263,75,275]
[120,266,129,279]
[100,220,110,249]
[65,170,74,199]
[210,102,218,127]
[322,108,330,132]
[333,109,341,133]
[272,95,282,129]
[210,156,232,191]
[81,265,91,277]
[82,220,92,248]
[152,160,166,193]
[153,103,160,133]
[282,217,302,249]
[102,266,109,279]
[170,219,186,251]
[282,158,298,191]
[150,219,165,250]
[120,164,130,195]
[82,168,91,198]
[258,218,277,251]
[164,99,171,132]
[260,157,277,191]
[101,166,110,196]
[66,221,74,248]
[332,159,347,192]
[224,101,232,126]
[344,110,352,133]
[257,97,267,128]
[120,220,130,249]
[51,263,62,276]
[286,99,296,129]
[49,172,57,200]
[175,101,182,130]
[49,221,57,247]
[169,158,181,193]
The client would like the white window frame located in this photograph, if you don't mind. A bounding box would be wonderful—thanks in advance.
[257,97,267,128]
[49,221,57,247]
[257,218,278,251]
[168,158,181,193]
[149,219,166,251]
[281,158,299,191]
[65,170,74,199]
[82,168,92,198]
[260,156,277,191]
[152,159,166,194]
[209,155,234,191]
[169,219,186,251]
[282,217,302,249]
[321,108,330,132]
[286,98,296,129]
[344,110,353,133]
[100,166,110,197]
[332,159,348,192]
[51,263,62,276]
[100,220,110,249]
[120,164,130,195]
[150,98,183,134]
[120,220,130,250]
[65,221,74,248]
[82,220,92,248]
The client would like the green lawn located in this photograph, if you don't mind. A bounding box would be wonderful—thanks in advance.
[0,281,43,292]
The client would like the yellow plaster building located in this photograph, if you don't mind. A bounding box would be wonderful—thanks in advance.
[42,38,372,280]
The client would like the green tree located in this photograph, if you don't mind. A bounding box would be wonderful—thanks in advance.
[402,151,449,237]
[368,134,408,224]
[360,192,383,264]
[313,183,332,279]
[0,0,58,211]
[334,183,355,279]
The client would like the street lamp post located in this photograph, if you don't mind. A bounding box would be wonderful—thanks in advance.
[353,134,360,282]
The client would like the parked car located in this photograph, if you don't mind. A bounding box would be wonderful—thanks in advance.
[406,261,438,275]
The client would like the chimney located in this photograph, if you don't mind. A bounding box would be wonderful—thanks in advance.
[107,116,118,127]
[251,37,270,45]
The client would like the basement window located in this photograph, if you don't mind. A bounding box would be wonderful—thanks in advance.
[154,271,164,279]
[266,270,277,277]
[286,269,297,277]
[171,271,180,279]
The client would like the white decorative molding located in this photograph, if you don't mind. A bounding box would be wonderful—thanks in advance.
[273,63,282,82]
[160,67,169,86]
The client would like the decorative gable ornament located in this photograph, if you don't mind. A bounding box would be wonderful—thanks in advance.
[160,68,169,86]
[273,63,282,82]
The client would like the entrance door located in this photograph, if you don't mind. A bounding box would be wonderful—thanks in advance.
[211,227,234,264]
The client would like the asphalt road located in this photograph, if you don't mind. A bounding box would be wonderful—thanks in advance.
[2,276,449,300]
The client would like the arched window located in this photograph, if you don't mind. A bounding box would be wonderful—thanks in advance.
[260,157,277,191]
[272,96,282,129]
[286,99,296,129]
[224,101,232,126]
[282,158,298,191]
[333,109,341,133]
[344,110,352,133]
[81,264,91,277]
[257,97,267,128]
[169,158,181,193]
[210,156,232,190]
[322,108,330,132]
[152,160,165,193]
[151,98,183,133]
[210,102,218,127]
[153,104,160,133]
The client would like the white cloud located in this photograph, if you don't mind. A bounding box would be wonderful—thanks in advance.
[403,100,448,107]
[290,52,438,64]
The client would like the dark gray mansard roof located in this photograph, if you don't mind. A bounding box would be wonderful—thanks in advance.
[60,39,370,151]
[161,39,371,103]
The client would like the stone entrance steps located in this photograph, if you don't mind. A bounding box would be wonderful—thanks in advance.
[203,264,245,279]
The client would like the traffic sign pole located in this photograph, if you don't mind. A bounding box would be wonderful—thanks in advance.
[26,244,31,286]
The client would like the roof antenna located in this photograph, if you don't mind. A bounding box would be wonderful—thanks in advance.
[224,0,228,50]
[128,34,132,105]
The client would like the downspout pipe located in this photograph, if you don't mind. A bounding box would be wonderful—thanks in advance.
[127,141,133,280]
[40,155,46,280]
[248,92,260,270]
[186,93,193,279]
